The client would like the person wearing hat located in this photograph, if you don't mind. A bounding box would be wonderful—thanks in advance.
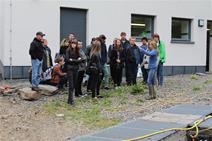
[29,31,45,91]
[153,33,166,87]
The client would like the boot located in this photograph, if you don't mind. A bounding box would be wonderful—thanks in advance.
[146,85,153,100]
[152,86,157,99]
[68,90,74,106]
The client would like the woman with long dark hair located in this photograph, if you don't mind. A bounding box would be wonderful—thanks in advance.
[65,39,84,105]
[87,40,102,98]
[110,39,124,87]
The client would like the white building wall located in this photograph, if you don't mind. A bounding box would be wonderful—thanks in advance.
[2,0,212,67]
[0,0,4,62]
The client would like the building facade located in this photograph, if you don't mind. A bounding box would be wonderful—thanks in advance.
[0,0,212,79]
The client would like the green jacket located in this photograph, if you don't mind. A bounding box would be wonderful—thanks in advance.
[158,41,166,63]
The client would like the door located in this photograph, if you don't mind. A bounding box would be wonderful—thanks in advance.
[60,8,87,46]
[206,21,212,72]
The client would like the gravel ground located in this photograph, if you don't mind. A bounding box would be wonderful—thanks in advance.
[0,74,212,141]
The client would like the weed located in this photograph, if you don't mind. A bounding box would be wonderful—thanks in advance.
[192,86,201,91]
[190,75,199,80]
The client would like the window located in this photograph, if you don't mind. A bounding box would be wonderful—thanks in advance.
[172,18,191,41]
[131,14,154,41]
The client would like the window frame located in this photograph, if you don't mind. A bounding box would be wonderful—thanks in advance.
[131,14,154,42]
[171,17,192,42]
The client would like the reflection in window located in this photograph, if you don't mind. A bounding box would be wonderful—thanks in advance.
[131,14,154,40]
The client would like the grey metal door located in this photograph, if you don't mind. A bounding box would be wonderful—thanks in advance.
[60,8,87,46]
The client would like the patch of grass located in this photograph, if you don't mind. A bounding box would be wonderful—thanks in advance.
[204,80,212,85]
[192,86,201,91]
[190,75,199,80]
[130,84,147,95]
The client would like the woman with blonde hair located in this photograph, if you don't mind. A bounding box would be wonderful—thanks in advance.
[140,40,159,99]
[87,39,102,98]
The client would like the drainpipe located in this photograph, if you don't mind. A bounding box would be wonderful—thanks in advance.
[9,0,13,80]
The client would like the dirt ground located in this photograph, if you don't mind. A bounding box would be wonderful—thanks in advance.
[0,74,212,141]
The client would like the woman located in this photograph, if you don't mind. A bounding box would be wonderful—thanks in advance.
[42,39,53,72]
[59,38,70,56]
[140,40,159,99]
[65,39,84,105]
[110,39,124,87]
[87,40,102,98]
[50,57,67,89]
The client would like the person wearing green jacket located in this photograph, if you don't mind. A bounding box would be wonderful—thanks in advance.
[153,34,166,86]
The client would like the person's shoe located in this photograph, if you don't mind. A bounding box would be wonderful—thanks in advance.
[68,101,75,106]
[31,87,40,92]
[104,86,110,90]
[97,95,104,99]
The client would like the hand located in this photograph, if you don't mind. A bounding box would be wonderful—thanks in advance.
[116,59,120,63]
[78,57,82,60]
[69,58,73,61]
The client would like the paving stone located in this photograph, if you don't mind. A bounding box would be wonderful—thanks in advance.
[119,119,184,131]
[141,112,201,125]
[163,104,212,116]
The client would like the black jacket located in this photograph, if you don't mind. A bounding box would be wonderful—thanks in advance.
[88,53,102,72]
[65,48,84,71]
[100,43,107,65]
[29,38,44,61]
[42,46,53,72]
[110,48,124,68]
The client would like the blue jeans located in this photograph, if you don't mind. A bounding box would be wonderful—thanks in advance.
[148,68,157,86]
[102,64,110,87]
[31,59,42,88]
[157,61,164,86]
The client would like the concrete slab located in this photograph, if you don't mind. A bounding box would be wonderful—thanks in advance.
[73,136,119,141]
[119,119,184,131]
[163,104,212,116]
[141,112,202,125]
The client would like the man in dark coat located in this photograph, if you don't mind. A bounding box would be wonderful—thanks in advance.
[29,31,45,91]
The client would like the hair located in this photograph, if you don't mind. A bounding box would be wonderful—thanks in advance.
[91,37,96,44]
[69,39,80,56]
[55,56,64,64]
[153,33,160,40]
[60,38,69,48]
[120,32,126,36]
[141,37,148,42]
[149,40,159,57]
[114,39,123,51]
[90,40,101,57]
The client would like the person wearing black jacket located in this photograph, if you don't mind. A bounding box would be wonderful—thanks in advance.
[42,39,53,72]
[87,40,102,98]
[65,39,84,105]
[126,37,142,85]
[98,35,109,89]
[29,32,45,91]
[120,32,130,83]
[110,39,124,87]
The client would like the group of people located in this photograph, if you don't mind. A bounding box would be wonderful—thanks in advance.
[29,31,166,106]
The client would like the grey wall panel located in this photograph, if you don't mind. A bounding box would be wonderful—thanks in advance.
[184,66,196,74]
[60,8,87,47]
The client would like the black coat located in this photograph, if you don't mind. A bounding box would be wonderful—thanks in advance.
[88,53,102,72]
[42,46,53,72]
[65,48,84,71]
[110,48,124,69]
[29,38,44,61]
[100,43,107,65]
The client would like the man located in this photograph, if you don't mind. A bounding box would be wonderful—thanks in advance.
[153,34,166,86]
[76,40,87,96]
[140,37,149,84]
[120,32,130,84]
[68,33,75,41]
[42,39,53,72]
[126,37,142,85]
[99,35,109,90]
[29,31,45,91]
